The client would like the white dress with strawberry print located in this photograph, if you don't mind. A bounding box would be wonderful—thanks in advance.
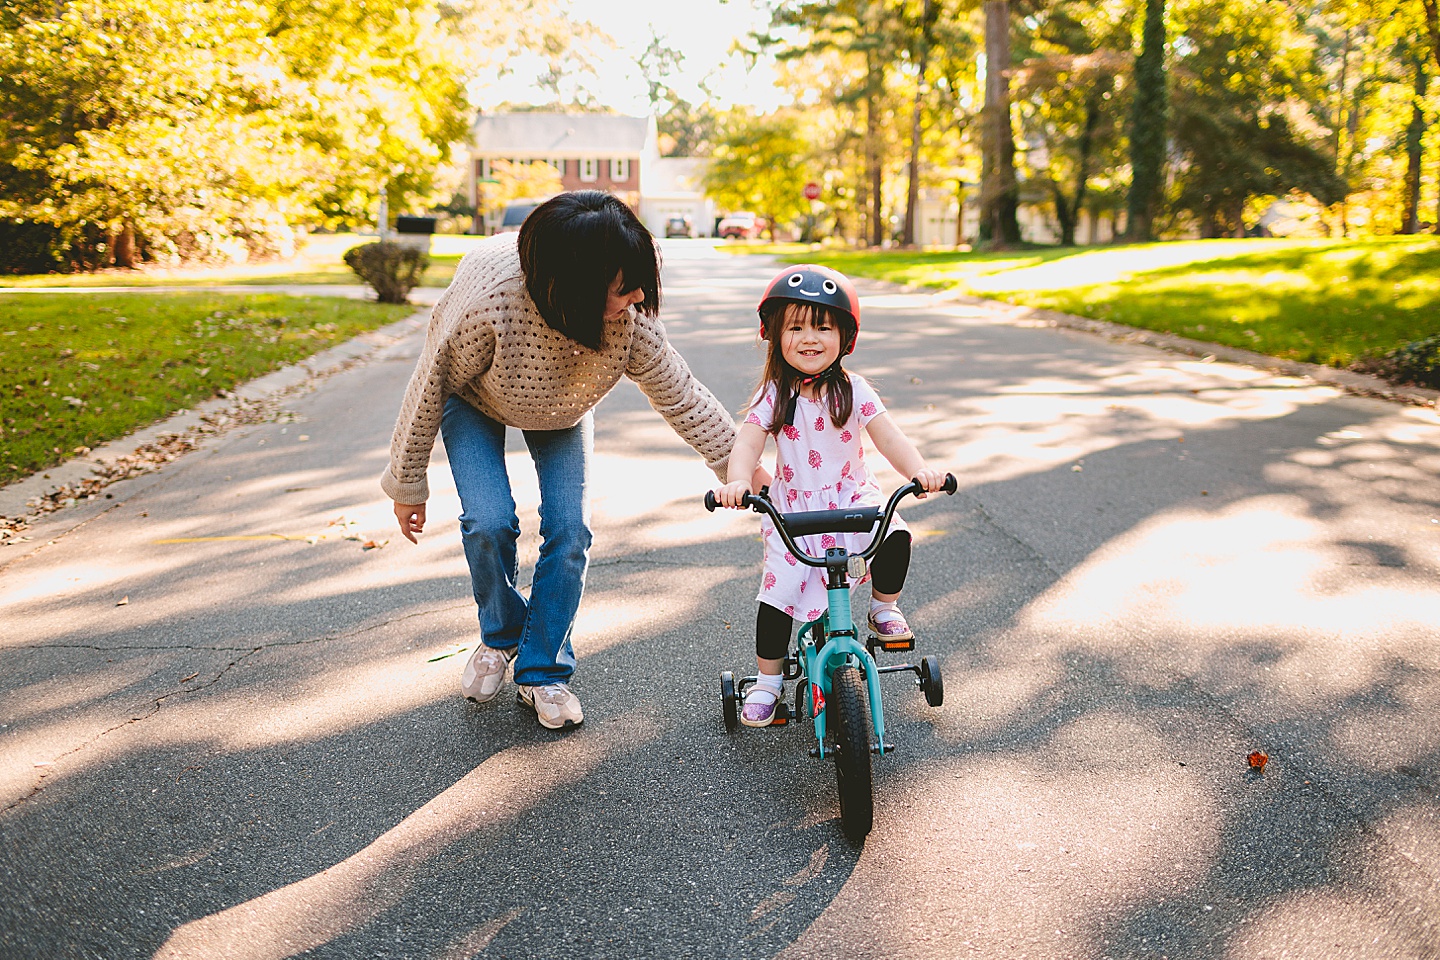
[745,374,906,623]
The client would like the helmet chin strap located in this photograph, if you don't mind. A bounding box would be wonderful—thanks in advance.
[782,360,845,426]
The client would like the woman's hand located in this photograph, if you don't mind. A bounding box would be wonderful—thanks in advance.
[394,501,426,543]
[714,480,752,509]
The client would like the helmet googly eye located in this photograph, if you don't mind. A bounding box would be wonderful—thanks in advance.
[822,279,837,294]
[787,273,804,287]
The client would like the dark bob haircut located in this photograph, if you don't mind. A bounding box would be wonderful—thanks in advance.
[518,190,661,350]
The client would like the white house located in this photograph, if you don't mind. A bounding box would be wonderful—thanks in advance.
[639,157,717,237]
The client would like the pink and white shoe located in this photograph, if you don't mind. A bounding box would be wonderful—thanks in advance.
[740,685,784,727]
[867,603,913,641]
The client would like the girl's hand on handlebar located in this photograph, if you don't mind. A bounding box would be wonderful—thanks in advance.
[714,480,752,509]
[912,467,949,498]
[393,501,426,543]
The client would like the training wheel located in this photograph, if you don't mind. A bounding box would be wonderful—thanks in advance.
[919,655,944,708]
[720,670,739,731]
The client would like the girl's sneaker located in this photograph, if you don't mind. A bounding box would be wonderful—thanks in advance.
[867,603,913,641]
[741,684,784,727]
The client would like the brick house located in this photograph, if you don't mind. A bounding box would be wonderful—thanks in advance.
[468,113,658,232]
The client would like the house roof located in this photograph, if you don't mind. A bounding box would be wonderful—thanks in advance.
[471,113,652,157]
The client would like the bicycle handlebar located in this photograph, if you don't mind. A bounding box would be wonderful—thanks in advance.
[704,473,956,569]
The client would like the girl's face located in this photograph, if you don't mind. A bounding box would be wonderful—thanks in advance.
[604,273,645,322]
[778,305,842,378]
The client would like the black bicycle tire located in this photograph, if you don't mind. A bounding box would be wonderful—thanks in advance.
[830,665,874,841]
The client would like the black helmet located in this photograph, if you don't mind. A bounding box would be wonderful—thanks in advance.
[757,264,861,355]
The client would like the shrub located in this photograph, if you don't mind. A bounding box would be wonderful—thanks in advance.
[343,242,429,303]
[1352,336,1440,390]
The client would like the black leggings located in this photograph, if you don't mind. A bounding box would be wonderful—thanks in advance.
[755,530,912,661]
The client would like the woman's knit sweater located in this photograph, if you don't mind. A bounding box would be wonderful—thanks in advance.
[381,233,734,504]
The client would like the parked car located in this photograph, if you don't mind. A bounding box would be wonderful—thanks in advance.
[664,215,694,238]
[717,212,766,239]
[495,199,546,233]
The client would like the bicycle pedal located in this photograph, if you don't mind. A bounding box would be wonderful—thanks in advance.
[771,702,790,725]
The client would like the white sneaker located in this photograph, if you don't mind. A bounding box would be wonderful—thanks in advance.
[461,645,516,703]
[517,682,584,730]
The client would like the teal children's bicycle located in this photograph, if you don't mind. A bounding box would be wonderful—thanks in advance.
[705,474,955,841]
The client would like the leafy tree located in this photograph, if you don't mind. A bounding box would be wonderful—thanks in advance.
[1126,0,1168,241]
[761,1,910,246]
[1168,0,1346,237]
[1011,0,1132,246]
[703,109,820,236]
[0,0,542,269]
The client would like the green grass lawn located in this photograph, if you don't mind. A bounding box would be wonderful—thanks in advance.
[783,236,1440,370]
[1,292,414,480]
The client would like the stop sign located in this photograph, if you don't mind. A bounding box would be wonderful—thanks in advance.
[803,181,821,200]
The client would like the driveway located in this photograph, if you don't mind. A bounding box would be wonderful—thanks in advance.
[1,241,1437,959]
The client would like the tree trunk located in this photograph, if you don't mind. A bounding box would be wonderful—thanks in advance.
[1403,53,1428,234]
[868,88,883,247]
[979,0,1021,247]
[1125,0,1167,242]
[902,0,936,247]
[1424,0,1440,74]
[112,222,136,269]
[1056,85,1104,246]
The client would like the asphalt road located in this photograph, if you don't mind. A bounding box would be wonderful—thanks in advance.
[2,241,1438,959]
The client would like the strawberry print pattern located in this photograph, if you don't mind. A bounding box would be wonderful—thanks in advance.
[750,374,906,617]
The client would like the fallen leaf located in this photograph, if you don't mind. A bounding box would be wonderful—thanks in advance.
[427,645,470,662]
[1247,751,1269,773]
[116,595,129,606]
[361,539,389,550]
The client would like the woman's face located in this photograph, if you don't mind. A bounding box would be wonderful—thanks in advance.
[604,274,645,322]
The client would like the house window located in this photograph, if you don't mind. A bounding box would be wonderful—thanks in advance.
[610,158,630,182]
[547,158,565,174]
[579,158,599,182]
[476,159,490,180]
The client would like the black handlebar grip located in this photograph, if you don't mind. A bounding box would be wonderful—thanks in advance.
[704,491,719,512]
[943,473,957,494]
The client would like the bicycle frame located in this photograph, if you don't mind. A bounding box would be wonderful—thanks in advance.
[729,479,934,758]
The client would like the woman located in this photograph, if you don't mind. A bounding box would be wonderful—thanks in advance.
[383,191,736,730]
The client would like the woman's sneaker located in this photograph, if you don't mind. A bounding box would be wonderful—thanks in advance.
[461,645,516,703]
[517,682,584,730]
[740,684,784,728]
[867,603,913,641]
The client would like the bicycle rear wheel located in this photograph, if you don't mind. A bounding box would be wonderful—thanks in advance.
[830,665,874,841]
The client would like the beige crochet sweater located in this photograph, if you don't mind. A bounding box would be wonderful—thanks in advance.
[381,233,734,504]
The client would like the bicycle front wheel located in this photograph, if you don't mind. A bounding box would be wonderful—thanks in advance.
[830,665,874,841]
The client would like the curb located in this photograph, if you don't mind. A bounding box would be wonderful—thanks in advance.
[930,288,1440,410]
[0,307,431,550]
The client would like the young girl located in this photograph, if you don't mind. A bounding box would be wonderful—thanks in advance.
[713,265,948,727]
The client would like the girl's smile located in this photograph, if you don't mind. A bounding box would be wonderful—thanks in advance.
[780,311,842,384]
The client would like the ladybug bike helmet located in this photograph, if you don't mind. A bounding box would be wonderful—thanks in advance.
[757,264,861,355]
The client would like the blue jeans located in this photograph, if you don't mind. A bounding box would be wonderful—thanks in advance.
[440,396,592,686]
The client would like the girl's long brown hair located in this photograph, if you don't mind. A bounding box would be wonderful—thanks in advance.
[754,301,856,436]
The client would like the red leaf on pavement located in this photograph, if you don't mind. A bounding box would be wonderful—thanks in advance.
[1247,751,1269,773]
